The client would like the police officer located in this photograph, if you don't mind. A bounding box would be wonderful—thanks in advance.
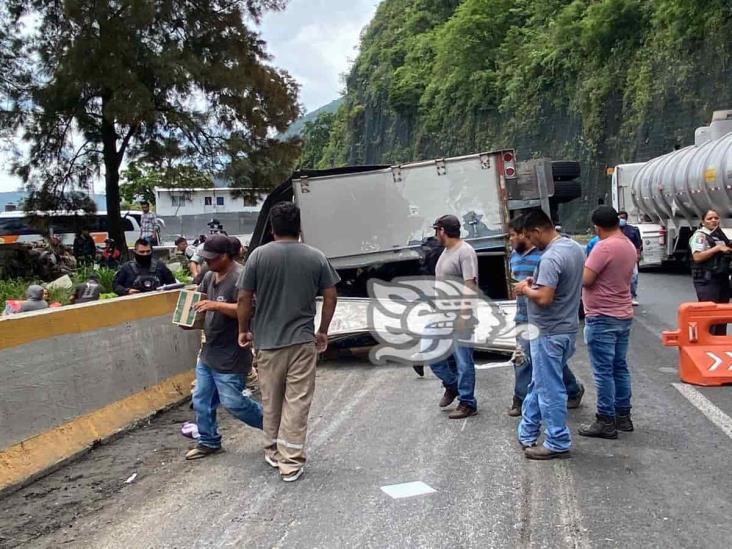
[113,238,176,295]
[690,209,732,335]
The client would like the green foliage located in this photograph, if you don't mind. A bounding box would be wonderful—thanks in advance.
[120,162,214,205]
[307,0,732,227]
[0,0,300,250]
[298,112,336,169]
[0,266,117,307]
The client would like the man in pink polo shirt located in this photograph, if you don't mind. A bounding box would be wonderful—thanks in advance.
[579,206,638,439]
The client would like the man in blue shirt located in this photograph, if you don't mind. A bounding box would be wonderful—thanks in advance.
[508,216,542,416]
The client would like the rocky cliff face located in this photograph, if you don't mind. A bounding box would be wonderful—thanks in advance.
[309,0,732,229]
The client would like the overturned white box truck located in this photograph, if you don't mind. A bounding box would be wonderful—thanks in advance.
[249,151,581,351]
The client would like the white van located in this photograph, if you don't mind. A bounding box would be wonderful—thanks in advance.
[0,210,142,248]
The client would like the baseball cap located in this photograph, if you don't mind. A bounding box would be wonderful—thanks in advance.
[199,234,230,260]
[432,214,461,233]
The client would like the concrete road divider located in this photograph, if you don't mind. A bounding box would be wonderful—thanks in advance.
[0,291,201,494]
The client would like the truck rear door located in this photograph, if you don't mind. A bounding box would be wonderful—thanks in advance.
[292,152,510,270]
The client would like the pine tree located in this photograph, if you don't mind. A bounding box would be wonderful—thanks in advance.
[0,0,300,252]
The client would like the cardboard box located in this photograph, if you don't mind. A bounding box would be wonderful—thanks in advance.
[172,290,206,329]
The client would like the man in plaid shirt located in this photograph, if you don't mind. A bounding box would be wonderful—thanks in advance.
[139,201,162,245]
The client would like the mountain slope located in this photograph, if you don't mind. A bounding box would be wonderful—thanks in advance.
[309,0,732,228]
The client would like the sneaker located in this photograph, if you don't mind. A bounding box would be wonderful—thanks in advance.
[615,414,634,432]
[507,396,522,417]
[578,414,618,439]
[439,388,459,408]
[448,403,478,419]
[185,445,221,460]
[632,299,639,306]
[281,468,304,482]
[524,446,570,460]
[264,454,279,468]
[567,385,585,409]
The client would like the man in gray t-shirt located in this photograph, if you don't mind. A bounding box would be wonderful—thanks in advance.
[182,234,263,461]
[513,209,585,460]
[237,202,339,483]
[428,215,480,420]
[527,238,585,335]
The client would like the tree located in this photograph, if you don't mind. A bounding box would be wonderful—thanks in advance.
[0,0,301,253]
[120,162,214,206]
[298,112,336,169]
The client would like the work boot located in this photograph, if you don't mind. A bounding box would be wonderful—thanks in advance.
[578,414,618,439]
[567,385,585,409]
[507,396,522,417]
[615,414,634,432]
[524,446,570,460]
[449,403,478,419]
[439,387,459,408]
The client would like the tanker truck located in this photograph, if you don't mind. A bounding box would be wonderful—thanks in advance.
[611,109,732,267]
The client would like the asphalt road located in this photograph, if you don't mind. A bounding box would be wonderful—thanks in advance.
[1,270,731,548]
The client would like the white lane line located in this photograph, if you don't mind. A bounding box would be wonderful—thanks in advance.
[381,481,436,499]
[673,383,732,440]
[475,360,513,370]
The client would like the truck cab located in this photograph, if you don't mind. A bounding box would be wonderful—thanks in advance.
[611,163,666,268]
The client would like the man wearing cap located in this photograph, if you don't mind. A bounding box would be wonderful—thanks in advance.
[184,234,263,460]
[429,214,480,419]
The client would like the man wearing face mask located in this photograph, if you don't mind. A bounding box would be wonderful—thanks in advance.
[618,212,642,306]
[113,238,176,296]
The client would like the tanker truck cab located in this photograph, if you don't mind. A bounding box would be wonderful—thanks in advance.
[611,163,665,268]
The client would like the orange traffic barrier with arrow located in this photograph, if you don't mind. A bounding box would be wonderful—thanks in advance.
[662,302,732,386]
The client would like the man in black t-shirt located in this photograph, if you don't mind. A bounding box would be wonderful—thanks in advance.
[184,234,263,460]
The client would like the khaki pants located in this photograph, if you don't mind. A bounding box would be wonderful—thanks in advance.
[256,342,317,475]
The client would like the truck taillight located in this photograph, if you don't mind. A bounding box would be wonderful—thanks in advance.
[659,227,667,246]
[502,150,517,179]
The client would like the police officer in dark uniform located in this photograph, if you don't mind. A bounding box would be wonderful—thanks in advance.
[690,209,732,335]
[113,238,176,295]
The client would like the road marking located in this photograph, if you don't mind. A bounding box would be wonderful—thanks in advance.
[381,481,436,499]
[475,360,513,370]
[673,383,732,440]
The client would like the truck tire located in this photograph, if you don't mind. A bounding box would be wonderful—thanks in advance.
[552,161,581,181]
[552,180,582,201]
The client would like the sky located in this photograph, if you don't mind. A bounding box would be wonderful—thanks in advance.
[0,0,380,192]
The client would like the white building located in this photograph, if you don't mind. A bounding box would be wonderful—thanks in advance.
[153,187,267,244]
[154,187,265,216]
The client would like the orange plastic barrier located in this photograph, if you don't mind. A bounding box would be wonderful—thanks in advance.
[662,301,732,386]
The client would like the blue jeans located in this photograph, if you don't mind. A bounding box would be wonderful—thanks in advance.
[584,316,633,417]
[518,334,577,452]
[514,328,583,402]
[193,361,263,449]
[430,344,477,409]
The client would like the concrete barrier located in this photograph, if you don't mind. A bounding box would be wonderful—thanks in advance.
[0,291,201,493]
